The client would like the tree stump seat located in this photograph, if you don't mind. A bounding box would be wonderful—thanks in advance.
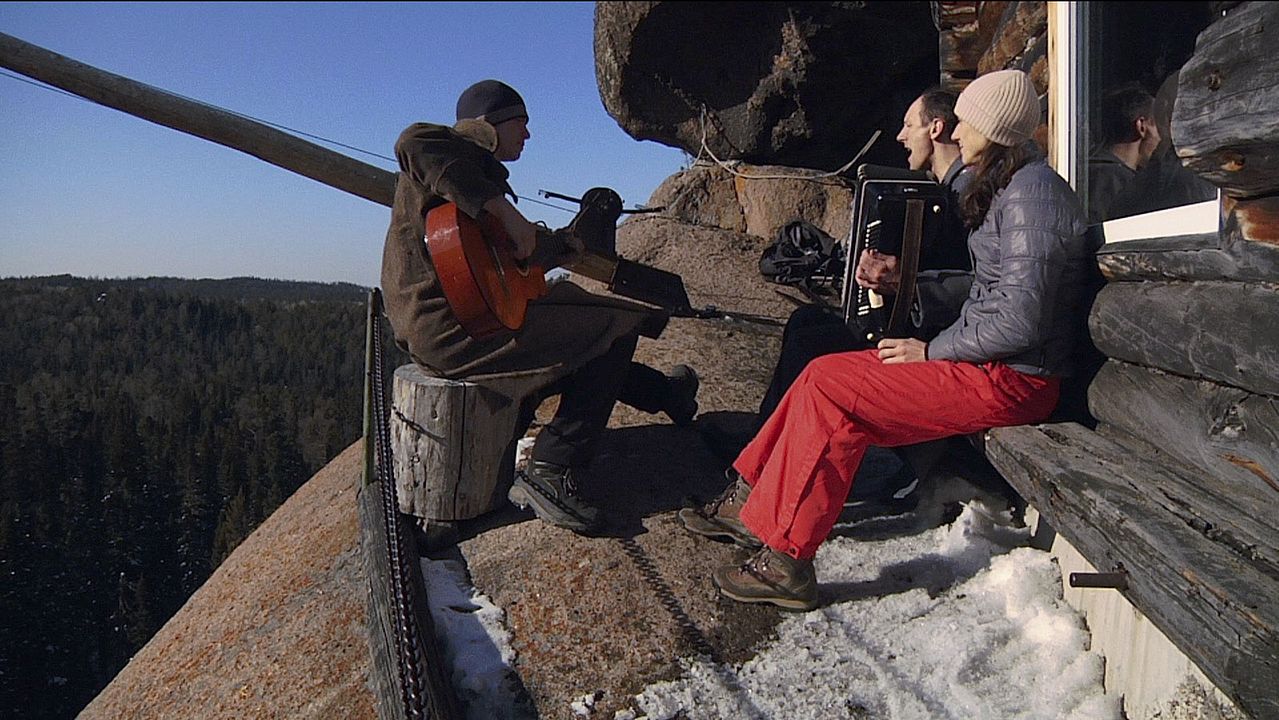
[389,364,534,547]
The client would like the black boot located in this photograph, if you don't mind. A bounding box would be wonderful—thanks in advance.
[508,460,602,535]
[665,364,699,426]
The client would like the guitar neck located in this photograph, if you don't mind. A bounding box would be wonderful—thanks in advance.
[530,226,619,284]
[538,216,692,314]
[564,251,618,285]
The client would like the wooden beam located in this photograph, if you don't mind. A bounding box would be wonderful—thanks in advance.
[1096,232,1279,282]
[358,482,412,720]
[1088,359,1279,508]
[0,31,397,208]
[1173,2,1279,197]
[985,422,1279,720]
[1088,281,1279,397]
[358,480,463,720]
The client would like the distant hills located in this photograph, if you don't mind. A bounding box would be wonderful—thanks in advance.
[3,274,371,303]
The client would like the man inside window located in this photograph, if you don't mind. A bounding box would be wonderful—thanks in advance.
[1086,83,1162,223]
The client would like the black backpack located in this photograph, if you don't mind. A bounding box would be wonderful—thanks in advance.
[758,220,845,286]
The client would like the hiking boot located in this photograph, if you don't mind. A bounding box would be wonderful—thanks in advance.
[677,470,762,548]
[507,460,602,535]
[665,364,699,426]
[712,546,818,612]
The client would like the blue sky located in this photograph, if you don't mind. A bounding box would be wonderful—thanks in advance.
[0,2,689,287]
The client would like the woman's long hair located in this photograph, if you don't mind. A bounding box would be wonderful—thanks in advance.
[960,141,1037,228]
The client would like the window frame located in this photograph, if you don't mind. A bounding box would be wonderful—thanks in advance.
[1048,1,1220,244]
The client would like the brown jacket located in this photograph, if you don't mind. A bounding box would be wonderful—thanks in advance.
[380,121,659,396]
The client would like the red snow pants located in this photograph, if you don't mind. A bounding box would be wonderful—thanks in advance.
[734,349,1060,559]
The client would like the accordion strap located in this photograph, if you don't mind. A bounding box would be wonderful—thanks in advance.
[886,198,925,337]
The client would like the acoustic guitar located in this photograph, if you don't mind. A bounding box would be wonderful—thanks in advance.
[424,189,695,340]
[426,202,550,339]
[425,187,694,340]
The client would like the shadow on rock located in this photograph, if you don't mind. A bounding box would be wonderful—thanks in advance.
[583,419,741,538]
[692,410,759,464]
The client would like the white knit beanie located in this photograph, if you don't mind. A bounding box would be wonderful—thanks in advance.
[955,70,1041,146]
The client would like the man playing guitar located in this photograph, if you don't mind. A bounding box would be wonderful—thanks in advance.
[380,80,699,535]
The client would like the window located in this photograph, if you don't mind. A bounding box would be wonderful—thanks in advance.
[1059,2,1219,241]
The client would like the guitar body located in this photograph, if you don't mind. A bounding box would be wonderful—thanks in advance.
[424,187,694,341]
[425,203,547,340]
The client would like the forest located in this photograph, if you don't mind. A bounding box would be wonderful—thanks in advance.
[0,275,401,719]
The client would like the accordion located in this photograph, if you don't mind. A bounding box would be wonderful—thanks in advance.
[840,164,948,343]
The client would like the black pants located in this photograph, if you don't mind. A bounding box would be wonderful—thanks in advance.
[757,305,867,428]
[528,334,670,468]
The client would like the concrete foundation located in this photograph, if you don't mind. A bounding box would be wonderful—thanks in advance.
[1026,507,1246,720]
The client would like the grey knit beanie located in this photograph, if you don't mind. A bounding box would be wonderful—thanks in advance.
[955,70,1040,146]
[456,80,528,125]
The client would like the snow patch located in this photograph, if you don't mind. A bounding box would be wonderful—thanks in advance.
[422,557,534,720]
[619,502,1120,720]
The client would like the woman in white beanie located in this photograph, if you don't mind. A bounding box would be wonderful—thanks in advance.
[691,70,1096,612]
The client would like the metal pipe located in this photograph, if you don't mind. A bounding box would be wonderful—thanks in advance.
[1069,570,1129,590]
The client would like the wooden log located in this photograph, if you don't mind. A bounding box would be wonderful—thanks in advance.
[358,481,409,720]
[935,1,980,31]
[977,1,1048,76]
[1173,2,1279,197]
[1088,359,1279,507]
[0,31,397,208]
[1096,232,1279,282]
[984,422,1279,719]
[937,1,982,88]
[1088,281,1279,397]
[358,480,463,720]
[390,364,521,522]
[975,1,1013,52]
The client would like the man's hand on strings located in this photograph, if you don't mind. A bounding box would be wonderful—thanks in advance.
[877,337,927,364]
[855,249,901,293]
[484,196,537,260]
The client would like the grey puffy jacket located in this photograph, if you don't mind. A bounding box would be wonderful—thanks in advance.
[928,159,1096,376]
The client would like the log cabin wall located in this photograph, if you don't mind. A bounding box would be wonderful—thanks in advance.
[936,2,981,91]
[937,1,1049,148]
[937,2,1049,90]
[1099,1,1279,552]
[939,2,1277,718]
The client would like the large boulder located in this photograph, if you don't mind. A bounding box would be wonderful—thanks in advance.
[616,215,793,320]
[644,162,856,245]
[645,164,747,235]
[732,164,855,243]
[595,2,939,170]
